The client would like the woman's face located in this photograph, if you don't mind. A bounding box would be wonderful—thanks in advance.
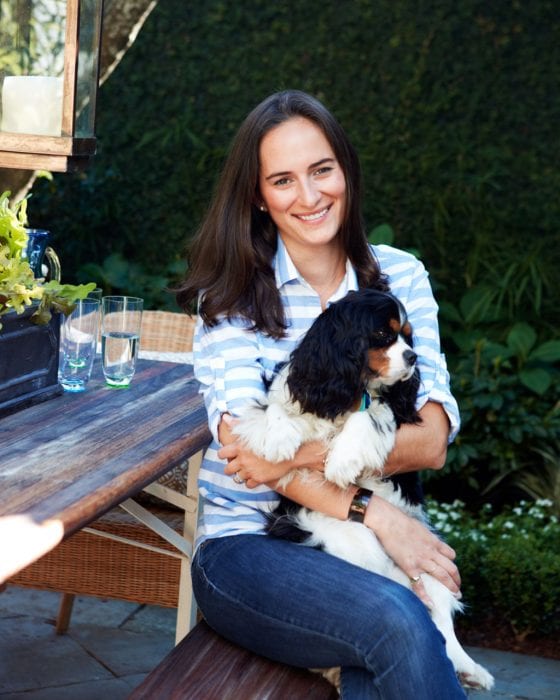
[258,117,347,256]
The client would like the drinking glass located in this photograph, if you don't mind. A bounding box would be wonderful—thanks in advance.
[58,299,100,392]
[101,296,143,387]
[87,287,103,301]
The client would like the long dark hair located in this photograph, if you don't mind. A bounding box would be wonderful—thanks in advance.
[176,90,388,338]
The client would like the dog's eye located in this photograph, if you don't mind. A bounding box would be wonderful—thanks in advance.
[370,330,397,346]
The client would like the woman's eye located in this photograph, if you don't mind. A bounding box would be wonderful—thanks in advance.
[273,177,291,187]
[314,166,333,176]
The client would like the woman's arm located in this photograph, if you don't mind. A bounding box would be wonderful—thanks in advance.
[382,401,450,476]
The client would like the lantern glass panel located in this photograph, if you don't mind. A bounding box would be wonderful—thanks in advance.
[0,0,67,137]
[75,0,102,137]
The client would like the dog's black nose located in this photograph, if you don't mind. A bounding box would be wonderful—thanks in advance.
[404,349,417,367]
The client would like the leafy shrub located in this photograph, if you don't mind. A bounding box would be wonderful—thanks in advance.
[423,283,560,510]
[427,499,560,639]
[76,253,183,311]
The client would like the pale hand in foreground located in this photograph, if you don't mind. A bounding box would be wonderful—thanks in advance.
[0,515,63,584]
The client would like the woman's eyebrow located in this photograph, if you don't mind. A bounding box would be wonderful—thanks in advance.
[264,157,335,181]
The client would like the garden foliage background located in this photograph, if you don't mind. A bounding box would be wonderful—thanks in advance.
[26,2,559,518]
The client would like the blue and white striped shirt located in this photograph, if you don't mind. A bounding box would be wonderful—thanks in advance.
[193,237,460,549]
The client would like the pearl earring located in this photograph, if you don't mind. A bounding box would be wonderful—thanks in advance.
[259,205,266,212]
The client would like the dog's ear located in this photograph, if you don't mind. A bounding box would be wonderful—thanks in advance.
[383,369,422,427]
[287,305,367,420]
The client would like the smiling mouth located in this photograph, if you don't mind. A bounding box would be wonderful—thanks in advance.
[295,206,330,222]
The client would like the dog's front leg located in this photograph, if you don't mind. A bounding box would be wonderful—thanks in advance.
[324,405,395,488]
[234,402,306,462]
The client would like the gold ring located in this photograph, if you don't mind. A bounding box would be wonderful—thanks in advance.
[409,575,421,585]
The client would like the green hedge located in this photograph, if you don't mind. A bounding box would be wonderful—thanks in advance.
[28,0,559,315]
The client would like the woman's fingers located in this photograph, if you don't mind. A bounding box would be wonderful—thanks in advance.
[220,442,294,486]
[408,577,433,609]
[218,412,237,445]
[221,443,241,471]
[366,497,462,602]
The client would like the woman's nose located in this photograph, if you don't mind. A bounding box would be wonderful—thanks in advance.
[297,178,321,207]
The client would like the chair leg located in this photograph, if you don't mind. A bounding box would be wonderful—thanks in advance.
[174,449,202,645]
[56,593,75,634]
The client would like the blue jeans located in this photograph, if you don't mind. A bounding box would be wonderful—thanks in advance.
[192,534,466,700]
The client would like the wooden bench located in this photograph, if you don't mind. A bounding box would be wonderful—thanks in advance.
[129,620,339,699]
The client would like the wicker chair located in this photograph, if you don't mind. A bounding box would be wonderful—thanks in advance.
[10,311,204,644]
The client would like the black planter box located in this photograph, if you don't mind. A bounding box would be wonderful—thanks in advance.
[0,305,62,417]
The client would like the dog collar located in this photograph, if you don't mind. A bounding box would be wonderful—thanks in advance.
[359,392,371,412]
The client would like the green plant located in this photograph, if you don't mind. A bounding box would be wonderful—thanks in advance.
[367,223,421,259]
[427,285,560,510]
[76,252,183,311]
[426,499,560,639]
[0,191,94,328]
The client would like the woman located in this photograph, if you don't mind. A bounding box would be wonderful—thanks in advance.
[177,90,466,699]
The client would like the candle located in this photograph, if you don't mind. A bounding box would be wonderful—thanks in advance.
[1,76,63,136]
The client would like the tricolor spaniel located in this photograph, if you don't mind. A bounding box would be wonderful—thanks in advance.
[233,289,494,690]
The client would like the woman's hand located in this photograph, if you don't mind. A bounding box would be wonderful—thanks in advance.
[218,414,327,488]
[365,496,461,608]
[221,443,296,489]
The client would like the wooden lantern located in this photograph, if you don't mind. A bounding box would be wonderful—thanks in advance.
[0,0,104,172]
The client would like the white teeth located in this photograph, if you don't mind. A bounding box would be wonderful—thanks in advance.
[298,208,328,221]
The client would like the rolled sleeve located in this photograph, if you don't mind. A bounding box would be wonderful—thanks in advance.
[193,315,268,442]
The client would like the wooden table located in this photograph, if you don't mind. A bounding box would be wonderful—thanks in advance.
[0,359,211,585]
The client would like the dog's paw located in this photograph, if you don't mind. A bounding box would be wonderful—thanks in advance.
[458,664,495,690]
[260,403,303,462]
[310,666,341,691]
[324,448,363,489]
[234,403,304,461]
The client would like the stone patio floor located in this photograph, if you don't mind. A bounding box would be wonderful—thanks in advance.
[0,586,558,699]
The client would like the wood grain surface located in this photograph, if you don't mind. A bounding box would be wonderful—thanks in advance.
[0,360,210,537]
[129,620,339,700]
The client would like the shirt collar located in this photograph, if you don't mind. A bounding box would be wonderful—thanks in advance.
[274,235,300,288]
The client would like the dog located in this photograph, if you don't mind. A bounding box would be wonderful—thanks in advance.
[233,289,494,690]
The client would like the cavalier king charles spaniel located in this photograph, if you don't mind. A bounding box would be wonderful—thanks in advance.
[233,288,494,690]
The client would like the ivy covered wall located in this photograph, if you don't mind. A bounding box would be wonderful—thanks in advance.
[29,0,559,321]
